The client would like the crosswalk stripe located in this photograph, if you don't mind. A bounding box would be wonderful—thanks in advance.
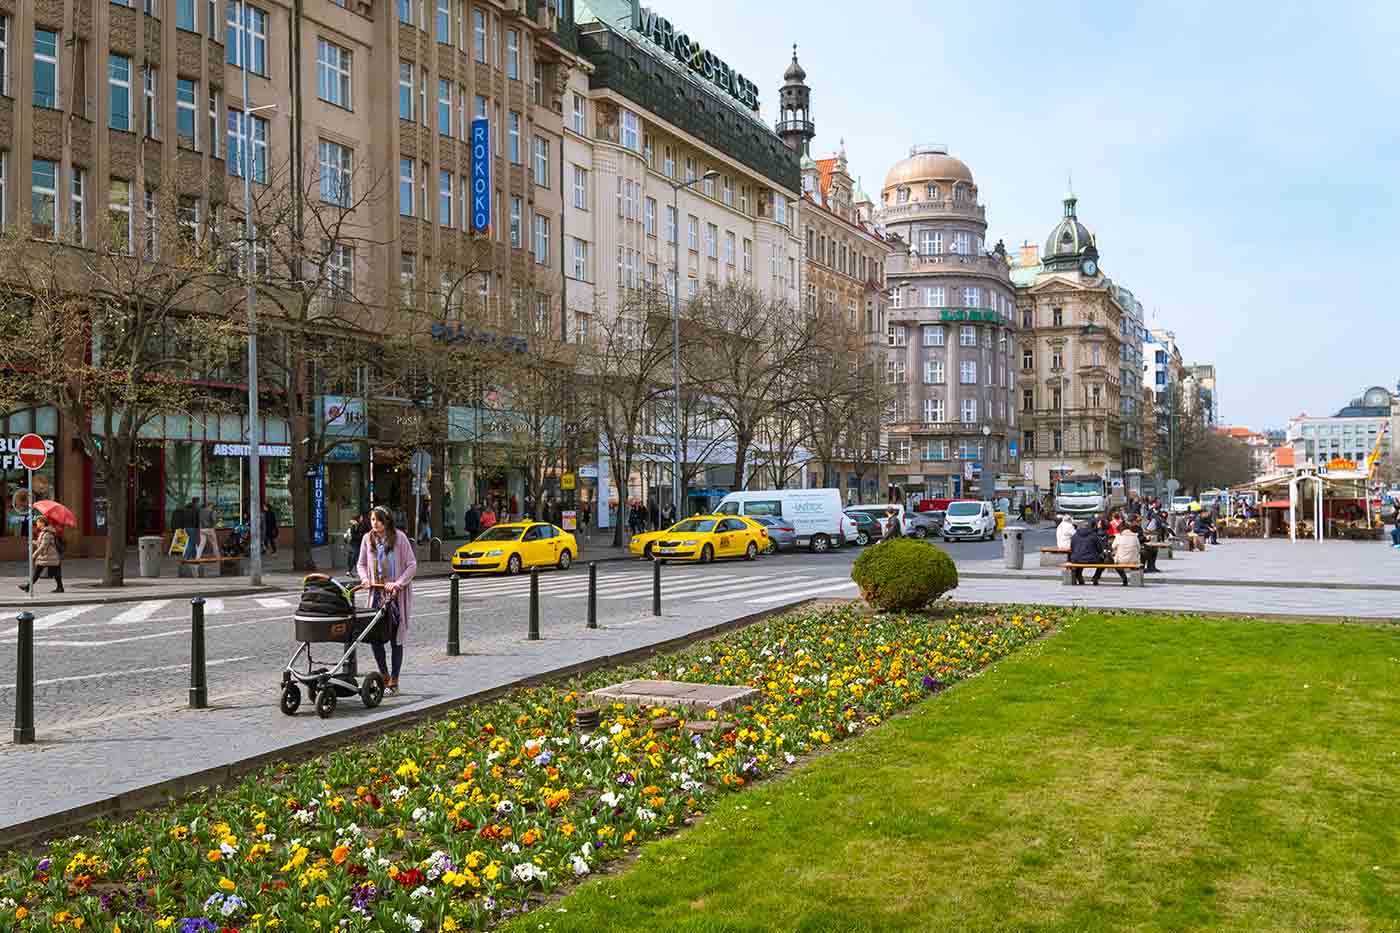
[256,597,294,609]
[746,580,858,604]
[31,606,99,631]
[694,577,826,603]
[109,600,171,625]
[601,574,811,602]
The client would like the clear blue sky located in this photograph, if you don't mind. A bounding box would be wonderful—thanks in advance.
[666,0,1398,428]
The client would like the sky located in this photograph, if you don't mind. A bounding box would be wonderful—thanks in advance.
[656,0,1399,429]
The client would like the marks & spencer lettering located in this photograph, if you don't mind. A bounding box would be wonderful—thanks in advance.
[632,6,760,111]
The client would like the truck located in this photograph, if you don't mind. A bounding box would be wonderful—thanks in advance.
[1053,474,1122,519]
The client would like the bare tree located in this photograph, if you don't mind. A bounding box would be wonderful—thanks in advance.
[798,308,878,499]
[0,193,236,584]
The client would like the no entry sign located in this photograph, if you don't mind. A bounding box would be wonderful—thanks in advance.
[17,433,47,471]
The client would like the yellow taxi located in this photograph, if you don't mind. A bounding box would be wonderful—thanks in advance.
[452,521,578,575]
[629,514,768,563]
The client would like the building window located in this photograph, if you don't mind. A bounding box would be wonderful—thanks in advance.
[1053,429,1063,452]
[742,238,752,272]
[644,197,656,236]
[886,360,906,384]
[108,53,133,131]
[570,237,588,280]
[533,213,549,265]
[887,323,907,347]
[0,17,8,98]
[432,78,451,136]
[227,110,268,182]
[176,78,199,148]
[472,7,486,60]
[508,195,522,247]
[961,398,977,423]
[890,287,902,309]
[964,286,980,308]
[959,325,976,347]
[620,109,640,152]
[705,223,717,259]
[1052,307,1064,327]
[922,325,945,347]
[897,187,909,204]
[143,65,158,138]
[176,0,197,30]
[433,0,451,42]
[504,28,519,78]
[398,0,414,25]
[438,170,453,226]
[663,146,675,178]
[227,3,268,75]
[920,230,941,256]
[532,136,550,185]
[316,39,352,109]
[684,157,696,182]
[1022,348,1033,370]
[923,360,944,384]
[665,205,677,244]
[723,231,735,266]
[924,439,948,461]
[702,170,715,198]
[1051,349,1063,369]
[960,360,977,384]
[68,168,86,245]
[318,140,352,205]
[572,165,588,210]
[108,178,133,254]
[563,92,584,135]
[34,29,60,109]
[925,285,945,307]
[1091,344,1102,366]
[398,62,415,120]
[687,215,698,251]
[208,90,221,158]
[723,176,733,207]
[508,111,521,163]
[31,159,58,239]
[775,196,787,226]
[398,157,415,216]
[326,242,353,296]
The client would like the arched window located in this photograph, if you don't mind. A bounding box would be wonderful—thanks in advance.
[897,187,910,204]
[926,183,939,200]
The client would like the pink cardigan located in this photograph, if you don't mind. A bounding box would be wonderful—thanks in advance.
[357,528,417,646]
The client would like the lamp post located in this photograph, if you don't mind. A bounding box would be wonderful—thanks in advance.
[981,423,993,500]
[666,170,720,517]
[239,5,277,586]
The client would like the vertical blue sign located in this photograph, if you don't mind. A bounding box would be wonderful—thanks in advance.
[311,465,327,547]
[471,118,491,233]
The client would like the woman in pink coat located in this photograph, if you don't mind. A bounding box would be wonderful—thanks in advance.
[356,506,417,694]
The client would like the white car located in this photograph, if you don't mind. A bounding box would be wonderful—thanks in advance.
[714,489,851,553]
[1170,496,1194,514]
[940,500,998,541]
[843,503,936,539]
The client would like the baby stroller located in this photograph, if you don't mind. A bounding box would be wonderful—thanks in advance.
[280,574,392,718]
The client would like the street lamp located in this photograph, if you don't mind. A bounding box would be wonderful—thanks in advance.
[666,169,720,517]
[982,423,992,500]
[239,5,277,585]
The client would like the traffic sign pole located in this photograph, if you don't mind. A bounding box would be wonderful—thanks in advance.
[26,467,32,601]
[16,434,47,602]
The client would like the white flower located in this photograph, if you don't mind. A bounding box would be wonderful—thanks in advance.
[636,807,658,822]
[609,723,624,735]
[341,822,363,838]
[571,855,591,876]
[410,885,432,900]
[496,799,515,815]
[847,722,858,734]
[0,898,16,909]
[292,810,314,825]
[411,807,429,823]
[360,845,376,861]
[580,842,594,859]
[783,753,797,765]
[583,768,594,780]
[376,857,392,868]
[502,841,521,854]
[511,862,547,884]
[390,786,411,802]
[599,792,621,808]
[392,913,425,933]
[261,833,277,843]
[219,841,238,857]
[486,751,502,763]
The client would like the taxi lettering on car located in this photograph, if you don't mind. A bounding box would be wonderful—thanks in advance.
[628,514,768,563]
[452,521,578,575]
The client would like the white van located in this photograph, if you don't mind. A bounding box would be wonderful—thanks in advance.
[714,489,850,553]
[940,500,998,541]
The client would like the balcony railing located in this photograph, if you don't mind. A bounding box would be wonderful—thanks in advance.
[875,199,986,222]
[888,252,1009,278]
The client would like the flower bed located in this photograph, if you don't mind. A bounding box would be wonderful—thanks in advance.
[0,605,1059,931]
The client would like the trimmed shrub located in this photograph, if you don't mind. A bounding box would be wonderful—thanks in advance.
[851,537,959,611]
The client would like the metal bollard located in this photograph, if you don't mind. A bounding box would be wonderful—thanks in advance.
[13,612,35,745]
[587,562,598,629]
[189,597,208,709]
[652,559,661,617]
[528,568,541,640]
[447,573,461,656]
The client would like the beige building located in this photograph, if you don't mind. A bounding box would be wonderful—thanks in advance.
[1012,193,1133,491]
[876,145,1019,501]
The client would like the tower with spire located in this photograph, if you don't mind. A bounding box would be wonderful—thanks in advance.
[776,45,815,157]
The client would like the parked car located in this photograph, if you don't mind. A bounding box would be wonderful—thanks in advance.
[842,510,880,546]
[844,503,938,539]
[714,489,851,552]
[751,516,798,554]
[1169,496,1194,514]
[940,500,998,542]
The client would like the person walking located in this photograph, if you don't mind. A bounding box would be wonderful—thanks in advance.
[480,504,497,530]
[508,493,519,522]
[881,506,904,543]
[348,513,369,575]
[1056,514,1076,549]
[464,503,482,542]
[1109,521,1141,586]
[181,497,200,560]
[1069,521,1106,586]
[356,506,417,695]
[18,516,65,593]
[263,503,279,555]
[194,499,221,560]
[648,499,660,532]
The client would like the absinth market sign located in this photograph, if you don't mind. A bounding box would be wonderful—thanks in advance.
[631,5,760,111]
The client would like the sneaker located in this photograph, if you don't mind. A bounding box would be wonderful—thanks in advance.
[17,583,29,593]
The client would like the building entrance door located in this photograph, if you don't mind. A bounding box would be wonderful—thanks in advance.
[126,446,166,544]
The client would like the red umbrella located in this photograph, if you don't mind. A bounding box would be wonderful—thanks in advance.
[32,500,77,528]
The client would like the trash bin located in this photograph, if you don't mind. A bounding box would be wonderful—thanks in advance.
[138,535,163,578]
[1002,528,1025,570]
[430,537,443,561]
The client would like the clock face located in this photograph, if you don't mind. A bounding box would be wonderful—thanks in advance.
[1081,259,1098,276]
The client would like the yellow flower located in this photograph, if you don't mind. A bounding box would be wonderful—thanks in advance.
[280,846,309,873]
[622,829,637,844]
[14,906,28,920]
[442,919,459,932]
[72,919,85,929]
[207,850,223,862]
[314,894,331,908]
[560,822,575,837]
[170,827,189,841]
[154,920,172,931]
[219,877,236,891]
[331,845,351,865]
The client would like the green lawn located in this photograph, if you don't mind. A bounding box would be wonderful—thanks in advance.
[501,614,1400,932]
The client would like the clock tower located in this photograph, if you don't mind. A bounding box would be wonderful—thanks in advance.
[1041,191,1100,275]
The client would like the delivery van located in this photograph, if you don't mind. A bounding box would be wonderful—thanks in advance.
[714,489,850,553]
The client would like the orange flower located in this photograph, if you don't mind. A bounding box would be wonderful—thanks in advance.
[621,829,637,844]
[207,850,223,862]
[520,828,542,846]
[14,906,28,920]
[331,845,351,865]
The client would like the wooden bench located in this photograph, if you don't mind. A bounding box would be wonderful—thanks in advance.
[1145,542,1174,560]
[1039,546,1071,567]
[1061,562,1145,587]
[178,555,248,578]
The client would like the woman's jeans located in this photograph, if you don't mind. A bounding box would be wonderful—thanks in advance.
[371,641,404,679]
[1391,525,1400,546]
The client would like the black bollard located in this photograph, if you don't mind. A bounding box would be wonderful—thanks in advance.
[189,597,208,709]
[652,559,661,617]
[528,568,541,640]
[587,562,598,629]
[13,612,34,745]
[447,573,461,656]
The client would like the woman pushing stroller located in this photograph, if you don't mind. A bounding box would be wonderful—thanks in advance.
[355,506,416,695]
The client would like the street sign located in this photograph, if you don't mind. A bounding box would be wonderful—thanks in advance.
[562,509,577,531]
[16,434,47,471]
[1166,478,1180,495]
[561,473,576,491]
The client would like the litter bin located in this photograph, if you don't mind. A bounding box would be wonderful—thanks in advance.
[138,535,163,578]
[1002,528,1025,570]
[430,537,443,562]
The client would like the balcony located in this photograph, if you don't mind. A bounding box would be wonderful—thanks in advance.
[888,251,1008,280]
[875,199,986,223]
[776,118,815,138]
[901,420,1013,438]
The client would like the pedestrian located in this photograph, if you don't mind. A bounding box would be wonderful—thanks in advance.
[18,516,65,593]
[195,499,221,559]
[579,501,591,537]
[419,499,432,543]
[648,500,660,532]
[263,502,279,555]
[356,505,417,696]
[1056,514,1076,549]
[881,506,903,542]
[464,503,482,542]
[348,513,369,575]
[509,493,520,521]
[1134,520,1160,574]
[481,503,497,530]
[1069,521,1106,586]
[1109,521,1141,586]
[182,497,200,560]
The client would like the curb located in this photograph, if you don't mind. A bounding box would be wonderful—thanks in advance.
[0,551,639,610]
[0,595,817,850]
[955,570,1400,592]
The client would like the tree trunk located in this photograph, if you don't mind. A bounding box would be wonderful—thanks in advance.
[731,433,752,492]
[100,456,130,587]
[289,430,314,571]
[430,439,447,545]
[611,460,629,549]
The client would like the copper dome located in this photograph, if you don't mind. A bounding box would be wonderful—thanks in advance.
[883,145,975,192]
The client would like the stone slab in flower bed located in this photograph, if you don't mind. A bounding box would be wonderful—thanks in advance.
[584,679,758,713]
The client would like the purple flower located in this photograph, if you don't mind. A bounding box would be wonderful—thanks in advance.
[922,675,945,692]
[615,772,636,787]
[179,920,218,933]
[351,882,379,911]
[36,858,51,873]
[690,733,703,748]
[532,750,553,767]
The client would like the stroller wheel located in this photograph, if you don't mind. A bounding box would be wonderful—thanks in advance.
[361,672,385,709]
[315,688,337,719]
[280,684,302,716]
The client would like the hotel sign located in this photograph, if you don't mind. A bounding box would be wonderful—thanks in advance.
[940,309,1006,324]
[631,5,760,111]
[470,118,490,233]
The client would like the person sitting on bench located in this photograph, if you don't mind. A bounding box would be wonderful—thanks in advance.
[1069,522,1106,585]
[1110,523,1141,586]
[1133,520,1159,573]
